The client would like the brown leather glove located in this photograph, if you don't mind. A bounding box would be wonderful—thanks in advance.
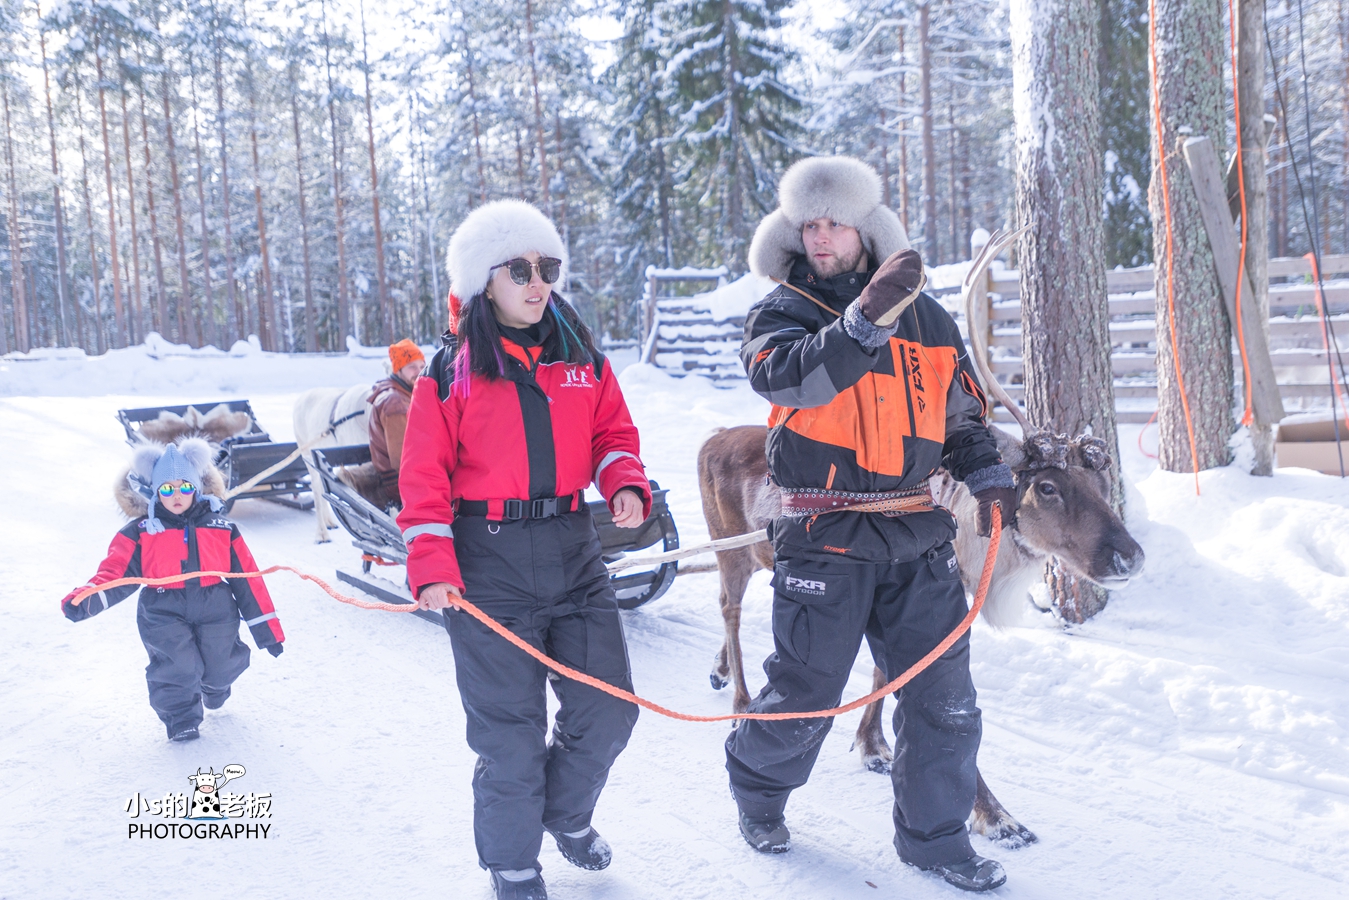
[973,485,1018,537]
[857,249,927,327]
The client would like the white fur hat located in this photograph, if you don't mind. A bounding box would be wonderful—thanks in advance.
[446,200,569,302]
[748,156,909,280]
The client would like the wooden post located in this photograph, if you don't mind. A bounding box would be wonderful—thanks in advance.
[1181,136,1285,438]
[642,272,659,365]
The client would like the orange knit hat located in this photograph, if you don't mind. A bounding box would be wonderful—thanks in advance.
[389,339,424,372]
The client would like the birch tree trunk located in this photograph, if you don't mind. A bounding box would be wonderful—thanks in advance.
[359,0,391,343]
[189,56,217,348]
[1149,0,1232,472]
[37,4,71,347]
[288,73,317,352]
[2,76,28,353]
[211,24,242,343]
[722,0,745,267]
[76,83,101,352]
[899,26,910,231]
[525,0,550,208]
[94,32,126,346]
[320,0,351,341]
[919,1,937,262]
[135,46,168,340]
[2,91,14,355]
[1238,0,1274,474]
[116,45,145,341]
[464,30,487,207]
[156,21,194,346]
[242,4,275,352]
[1011,0,1119,623]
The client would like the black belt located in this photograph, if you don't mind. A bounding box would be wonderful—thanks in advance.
[456,492,583,522]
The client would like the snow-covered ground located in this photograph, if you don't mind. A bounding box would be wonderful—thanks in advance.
[2,343,1346,899]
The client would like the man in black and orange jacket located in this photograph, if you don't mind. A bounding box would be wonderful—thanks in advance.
[726,156,1016,893]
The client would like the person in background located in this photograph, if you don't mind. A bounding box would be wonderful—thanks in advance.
[368,338,425,510]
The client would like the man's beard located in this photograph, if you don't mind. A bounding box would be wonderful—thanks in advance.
[808,245,866,279]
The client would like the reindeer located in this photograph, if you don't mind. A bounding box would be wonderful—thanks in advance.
[697,230,1146,847]
[292,384,373,543]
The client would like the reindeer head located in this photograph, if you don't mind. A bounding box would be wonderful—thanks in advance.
[995,427,1145,588]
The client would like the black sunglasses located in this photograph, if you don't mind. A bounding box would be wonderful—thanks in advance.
[490,257,562,286]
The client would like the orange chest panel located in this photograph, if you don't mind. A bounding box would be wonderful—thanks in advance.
[770,340,959,477]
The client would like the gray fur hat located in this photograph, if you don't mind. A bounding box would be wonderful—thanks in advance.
[126,438,222,533]
[748,156,910,280]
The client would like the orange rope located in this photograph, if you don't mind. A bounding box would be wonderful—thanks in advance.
[1149,0,1202,494]
[361,553,401,567]
[1139,410,1160,460]
[1229,0,1255,428]
[68,508,1003,724]
[1306,252,1349,431]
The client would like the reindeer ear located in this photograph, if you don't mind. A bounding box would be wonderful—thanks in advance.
[991,424,1026,470]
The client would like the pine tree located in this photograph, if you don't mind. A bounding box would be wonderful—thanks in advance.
[659,0,805,271]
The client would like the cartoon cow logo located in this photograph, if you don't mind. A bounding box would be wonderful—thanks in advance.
[187,764,245,820]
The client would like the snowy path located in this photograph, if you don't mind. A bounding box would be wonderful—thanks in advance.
[1,356,1346,899]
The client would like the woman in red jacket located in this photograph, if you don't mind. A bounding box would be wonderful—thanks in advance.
[398,200,649,900]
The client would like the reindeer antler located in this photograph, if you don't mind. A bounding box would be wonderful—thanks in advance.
[963,225,1033,434]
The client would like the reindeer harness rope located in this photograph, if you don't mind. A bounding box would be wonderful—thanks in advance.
[67,508,1003,724]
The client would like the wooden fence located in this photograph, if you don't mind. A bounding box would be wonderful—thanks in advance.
[646,254,1349,424]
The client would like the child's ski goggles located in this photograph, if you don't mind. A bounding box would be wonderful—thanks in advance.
[158,482,197,497]
[489,257,562,286]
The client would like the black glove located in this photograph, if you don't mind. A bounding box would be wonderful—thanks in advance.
[858,250,926,327]
[973,486,1018,537]
[267,644,284,658]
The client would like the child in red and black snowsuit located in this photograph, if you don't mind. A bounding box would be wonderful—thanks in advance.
[61,438,284,742]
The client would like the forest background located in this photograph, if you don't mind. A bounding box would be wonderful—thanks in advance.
[0,0,1345,354]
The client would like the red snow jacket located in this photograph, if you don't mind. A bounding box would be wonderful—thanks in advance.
[398,327,650,596]
[60,499,285,651]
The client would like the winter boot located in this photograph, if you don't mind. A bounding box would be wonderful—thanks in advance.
[203,686,231,710]
[738,812,791,853]
[169,726,199,742]
[550,827,612,871]
[922,855,1006,892]
[489,869,547,900]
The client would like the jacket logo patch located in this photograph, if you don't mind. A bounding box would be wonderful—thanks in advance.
[948,556,959,572]
[785,576,827,595]
[560,367,593,388]
[909,352,927,411]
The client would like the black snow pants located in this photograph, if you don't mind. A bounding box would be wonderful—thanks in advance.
[444,507,639,874]
[725,541,981,869]
[137,583,251,737]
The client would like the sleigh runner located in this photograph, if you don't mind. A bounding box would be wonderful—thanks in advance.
[116,400,312,513]
[310,445,682,622]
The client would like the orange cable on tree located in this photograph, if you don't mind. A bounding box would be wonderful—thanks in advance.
[67,508,1005,724]
[1229,0,1255,428]
[1148,0,1202,494]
